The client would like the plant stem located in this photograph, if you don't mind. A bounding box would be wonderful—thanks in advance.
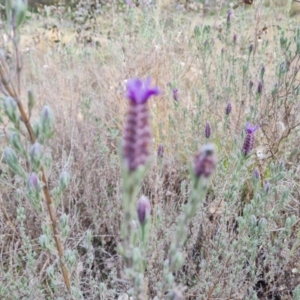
[0,32,72,297]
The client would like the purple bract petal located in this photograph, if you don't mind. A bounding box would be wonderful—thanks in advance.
[246,122,259,134]
[126,78,160,104]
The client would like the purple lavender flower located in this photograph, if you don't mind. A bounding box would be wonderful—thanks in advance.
[227,10,232,23]
[157,144,164,159]
[257,81,263,94]
[194,144,217,178]
[27,172,38,190]
[233,34,237,43]
[125,78,160,104]
[264,180,270,194]
[249,44,253,53]
[253,168,260,180]
[205,122,211,139]
[137,195,151,225]
[249,80,254,89]
[122,78,160,171]
[173,89,179,102]
[225,101,232,115]
[242,123,259,155]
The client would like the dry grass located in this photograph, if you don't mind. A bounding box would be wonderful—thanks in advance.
[1,1,300,299]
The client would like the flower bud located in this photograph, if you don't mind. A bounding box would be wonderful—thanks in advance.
[64,249,77,267]
[59,213,69,229]
[172,251,184,271]
[258,218,267,233]
[26,172,39,192]
[253,168,260,180]
[250,214,257,228]
[28,90,35,114]
[264,180,270,194]
[9,132,25,155]
[46,265,55,278]
[59,213,70,238]
[29,143,44,171]
[26,172,42,210]
[59,171,70,193]
[12,0,27,28]
[285,217,292,230]
[32,119,41,139]
[137,195,151,225]
[40,106,54,138]
[4,147,26,178]
[3,97,19,125]
[39,234,52,251]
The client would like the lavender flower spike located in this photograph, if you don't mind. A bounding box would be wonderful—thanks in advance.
[225,101,232,115]
[242,122,259,155]
[123,78,160,171]
[205,122,211,139]
[173,89,179,102]
[264,180,270,194]
[253,168,260,180]
[227,10,232,23]
[194,143,217,178]
[257,81,263,94]
[233,34,237,43]
[249,44,253,53]
[27,172,39,191]
[137,195,151,225]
